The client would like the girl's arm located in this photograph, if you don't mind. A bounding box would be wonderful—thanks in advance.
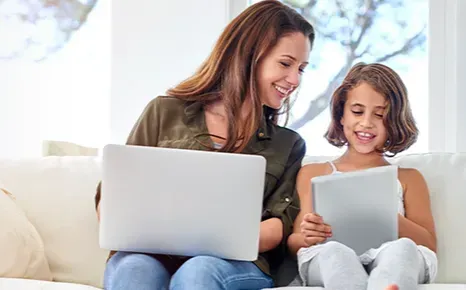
[399,168,437,252]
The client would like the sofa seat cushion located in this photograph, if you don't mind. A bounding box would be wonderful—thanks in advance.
[267,285,466,289]
[0,157,109,288]
[0,278,102,290]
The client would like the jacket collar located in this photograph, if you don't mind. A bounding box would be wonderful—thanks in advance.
[183,101,272,151]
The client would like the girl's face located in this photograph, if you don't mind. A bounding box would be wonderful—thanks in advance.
[340,82,388,154]
[256,32,310,109]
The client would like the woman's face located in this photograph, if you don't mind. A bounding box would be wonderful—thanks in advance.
[256,32,310,109]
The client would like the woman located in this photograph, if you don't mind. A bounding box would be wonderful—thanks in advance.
[289,63,437,290]
[95,1,315,289]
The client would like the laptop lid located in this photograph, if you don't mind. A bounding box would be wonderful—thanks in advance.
[99,144,266,261]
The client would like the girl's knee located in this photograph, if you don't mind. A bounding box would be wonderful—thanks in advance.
[321,241,357,256]
[390,238,418,254]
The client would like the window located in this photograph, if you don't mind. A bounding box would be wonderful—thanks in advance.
[0,0,110,157]
[248,0,429,156]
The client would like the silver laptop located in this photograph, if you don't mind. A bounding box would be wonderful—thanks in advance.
[99,144,266,261]
[311,165,398,255]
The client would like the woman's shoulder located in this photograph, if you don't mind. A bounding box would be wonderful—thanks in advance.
[142,96,194,119]
[148,95,186,108]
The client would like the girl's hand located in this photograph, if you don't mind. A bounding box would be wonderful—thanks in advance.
[300,212,332,246]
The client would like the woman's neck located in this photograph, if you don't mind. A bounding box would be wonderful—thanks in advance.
[335,147,389,170]
[205,99,252,121]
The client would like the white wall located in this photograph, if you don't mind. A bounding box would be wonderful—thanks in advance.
[110,0,232,143]
[0,62,42,158]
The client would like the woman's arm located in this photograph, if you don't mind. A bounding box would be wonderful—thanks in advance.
[260,137,306,255]
[259,217,283,253]
[399,168,437,252]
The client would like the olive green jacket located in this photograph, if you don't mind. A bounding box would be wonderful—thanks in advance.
[95,96,306,275]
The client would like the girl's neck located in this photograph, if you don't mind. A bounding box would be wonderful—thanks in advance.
[335,147,390,170]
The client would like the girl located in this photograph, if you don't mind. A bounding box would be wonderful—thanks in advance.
[95,1,315,289]
[288,62,437,290]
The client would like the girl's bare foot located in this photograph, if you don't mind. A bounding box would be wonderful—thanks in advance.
[385,285,399,290]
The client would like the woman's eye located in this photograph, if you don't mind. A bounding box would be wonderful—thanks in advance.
[280,62,291,67]
[375,114,384,118]
[351,111,363,115]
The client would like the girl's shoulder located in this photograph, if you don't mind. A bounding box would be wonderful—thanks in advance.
[299,161,334,179]
[397,167,428,193]
[397,167,425,181]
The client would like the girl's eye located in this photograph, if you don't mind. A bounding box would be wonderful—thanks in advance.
[351,111,363,115]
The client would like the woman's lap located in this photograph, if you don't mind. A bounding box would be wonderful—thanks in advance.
[104,252,273,290]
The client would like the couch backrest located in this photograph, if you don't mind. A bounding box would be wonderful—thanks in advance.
[0,153,464,286]
[303,153,466,284]
[0,157,108,288]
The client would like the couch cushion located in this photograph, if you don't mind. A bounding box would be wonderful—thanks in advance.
[0,278,101,290]
[302,153,466,284]
[0,157,108,289]
[390,153,466,284]
[0,153,464,288]
[0,186,52,281]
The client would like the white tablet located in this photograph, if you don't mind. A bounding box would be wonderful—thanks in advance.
[311,165,399,255]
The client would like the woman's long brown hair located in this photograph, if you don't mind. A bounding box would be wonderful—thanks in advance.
[166,0,314,152]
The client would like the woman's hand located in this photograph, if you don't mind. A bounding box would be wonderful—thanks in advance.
[300,212,332,246]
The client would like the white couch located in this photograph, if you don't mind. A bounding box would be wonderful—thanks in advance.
[0,153,464,289]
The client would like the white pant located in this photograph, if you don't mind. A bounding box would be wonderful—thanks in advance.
[297,238,431,290]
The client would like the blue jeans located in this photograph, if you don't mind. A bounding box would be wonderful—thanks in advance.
[104,252,274,290]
